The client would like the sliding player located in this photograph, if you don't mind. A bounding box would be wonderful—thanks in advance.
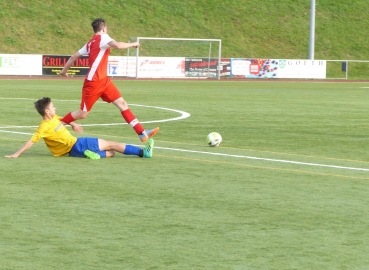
[5,97,154,160]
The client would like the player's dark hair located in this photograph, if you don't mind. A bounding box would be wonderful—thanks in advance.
[91,18,106,33]
[34,97,51,116]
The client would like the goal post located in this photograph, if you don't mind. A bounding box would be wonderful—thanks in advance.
[127,37,222,80]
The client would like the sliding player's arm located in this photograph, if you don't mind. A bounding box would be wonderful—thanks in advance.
[60,51,83,77]
[4,139,34,158]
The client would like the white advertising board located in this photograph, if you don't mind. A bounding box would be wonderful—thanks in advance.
[137,57,185,78]
[107,56,185,78]
[0,54,42,75]
[230,58,326,79]
[107,56,136,77]
[277,60,326,79]
[231,59,252,76]
[0,54,327,79]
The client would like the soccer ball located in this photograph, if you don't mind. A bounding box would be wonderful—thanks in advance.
[207,132,222,147]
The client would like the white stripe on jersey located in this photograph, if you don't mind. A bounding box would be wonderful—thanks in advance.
[87,49,106,81]
[82,102,88,112]
[84,34,114,81]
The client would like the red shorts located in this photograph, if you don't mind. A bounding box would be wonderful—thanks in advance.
[80,77,122,112]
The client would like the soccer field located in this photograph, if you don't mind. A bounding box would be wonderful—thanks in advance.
[1,78,369,269]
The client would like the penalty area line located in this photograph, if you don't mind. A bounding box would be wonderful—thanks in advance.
[153,146,369,172]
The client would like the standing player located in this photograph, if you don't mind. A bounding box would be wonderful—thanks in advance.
[59,18,159,142]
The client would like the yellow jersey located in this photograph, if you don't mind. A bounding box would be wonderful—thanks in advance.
[31,115,77,156]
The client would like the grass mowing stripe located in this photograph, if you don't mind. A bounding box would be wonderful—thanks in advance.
[0,97,191,124]
[3,127,369,173]
[0,136,28,142]
[75,132,369,165]
[156,154,369,181]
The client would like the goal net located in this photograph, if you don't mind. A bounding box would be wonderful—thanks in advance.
[126,37,222,79]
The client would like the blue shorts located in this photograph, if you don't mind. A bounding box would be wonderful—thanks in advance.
[69,137,106,158]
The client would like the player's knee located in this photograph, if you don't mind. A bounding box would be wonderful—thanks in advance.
[74,110,89,120]
[114,98,128,111]
[106,150,115,157]
[79,112,89,119]
[119,99,128,111]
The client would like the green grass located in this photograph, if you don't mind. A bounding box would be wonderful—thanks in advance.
[1,0,369,60]
[1,79,369,269]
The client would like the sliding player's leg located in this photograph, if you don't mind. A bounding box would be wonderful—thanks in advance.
[69,138,106,159]
[97,138,153,158]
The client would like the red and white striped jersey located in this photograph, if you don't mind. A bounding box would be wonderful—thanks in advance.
[79,33,114,81]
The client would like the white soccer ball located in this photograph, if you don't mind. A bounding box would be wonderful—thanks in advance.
[207,132,222,147]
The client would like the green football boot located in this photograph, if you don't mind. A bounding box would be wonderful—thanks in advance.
[143,138,154,158]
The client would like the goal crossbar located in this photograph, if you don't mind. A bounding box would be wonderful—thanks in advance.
[128,37,222,80]
[134,37,221,42]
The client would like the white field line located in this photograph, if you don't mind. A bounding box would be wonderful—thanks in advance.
[153,146,369,172]
[0,130,33,135]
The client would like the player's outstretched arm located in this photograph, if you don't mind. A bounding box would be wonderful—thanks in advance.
[4,139,34,158]
[108,40,140,50]
[60,51,83,77]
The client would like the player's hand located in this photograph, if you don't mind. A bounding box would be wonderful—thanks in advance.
[4,154,19,158]
[133,42,140,48]
[60,70,68,77]
[72,124,84,134]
